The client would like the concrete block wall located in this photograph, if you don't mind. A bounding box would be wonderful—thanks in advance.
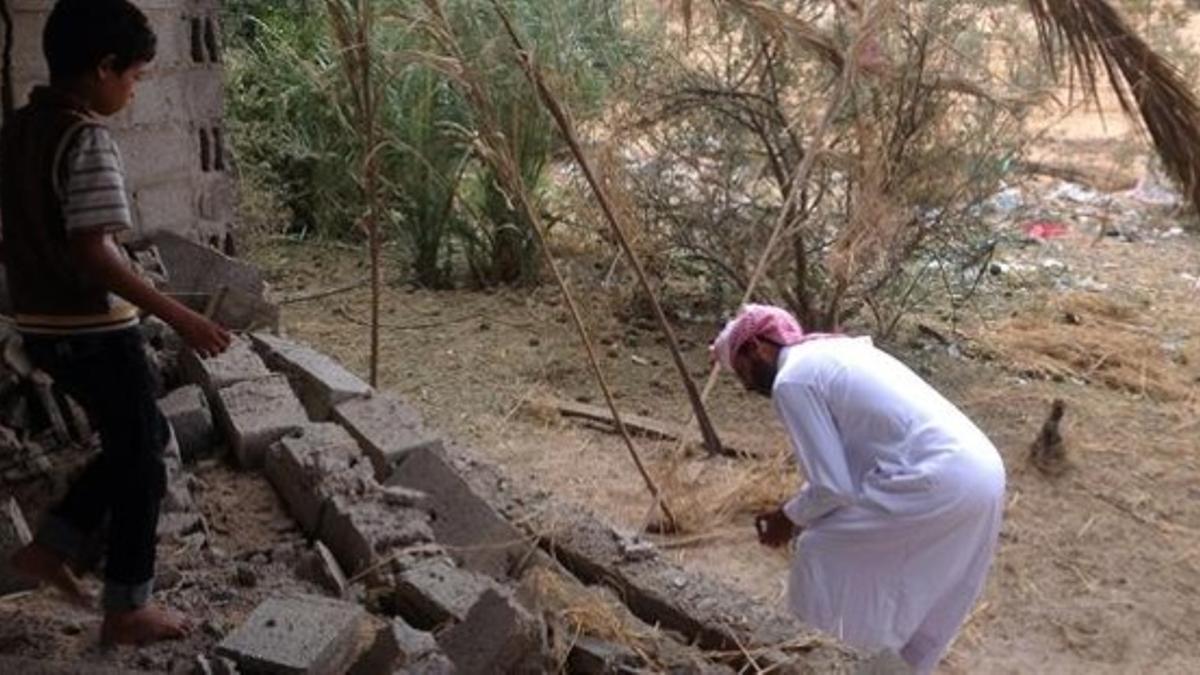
[1,0,235,250]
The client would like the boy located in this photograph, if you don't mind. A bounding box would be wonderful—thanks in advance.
[2,0,231,644]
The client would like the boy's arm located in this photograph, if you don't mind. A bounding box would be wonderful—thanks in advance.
[69,232,231,357]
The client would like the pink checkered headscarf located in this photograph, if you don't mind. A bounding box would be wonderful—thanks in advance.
[710,304,830,371]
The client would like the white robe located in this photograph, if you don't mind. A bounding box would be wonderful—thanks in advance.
[773,338,1005,674]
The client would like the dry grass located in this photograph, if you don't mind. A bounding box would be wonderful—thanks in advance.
[519,565,655,666]
[653,448,795,534]
[970,292,1199,403]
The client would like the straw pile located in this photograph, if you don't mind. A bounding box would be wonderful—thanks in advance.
[972,292,1198,403]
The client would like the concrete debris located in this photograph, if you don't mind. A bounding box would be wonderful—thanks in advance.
[348,618,439,675]
[250,333,371,420]
[615,531,656,563]
[1,498,37,596]
[213,375,308,468]
[438,588,548,675]
[317,495,433,578]
[216,593,366,675]
[333,394,442,481]
[298,541,349,599]
[153,231,265,298]
[565,636,641,674]
[263,423,374,535]
[392,556,500,629]
[390,446,527,581]
[159,385,214,461]
[182,336,273,398]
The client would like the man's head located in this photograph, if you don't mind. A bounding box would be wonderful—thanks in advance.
[44,0,156,114]
[710,304,808,398]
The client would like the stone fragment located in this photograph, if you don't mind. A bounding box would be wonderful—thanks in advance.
[438,589,547,675]
[566,636,641,674]
[251,333,371,419]
[392,557,498,629]
[158,385,214,461]
[215,593,366,675]
[213,375,307,468]
[333,394,442,481]
[297,541,349,599]
[317,495,432,578]
[0,498,36,596]
[390,447,526,581]
[348,618,438,675]
[154,230,265,298]
[263,423,372,535]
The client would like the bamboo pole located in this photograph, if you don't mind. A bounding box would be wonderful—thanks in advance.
[420,0,679,531]
[491,1,727,458]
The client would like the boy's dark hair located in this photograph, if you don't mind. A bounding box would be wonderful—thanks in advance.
[43,0,157,82]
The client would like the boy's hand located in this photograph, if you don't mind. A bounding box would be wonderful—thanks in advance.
[754,508,799,548]
[172,310,231,358]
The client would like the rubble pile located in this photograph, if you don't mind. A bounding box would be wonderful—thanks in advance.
[0,237,871,674]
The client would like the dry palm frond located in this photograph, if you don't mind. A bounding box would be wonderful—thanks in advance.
[1027,0,1200,214]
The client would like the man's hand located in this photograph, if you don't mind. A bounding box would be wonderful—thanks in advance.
[754,508,798,548]
[171,310,231,358]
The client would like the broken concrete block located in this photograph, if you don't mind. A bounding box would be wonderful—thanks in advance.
[213,375,308,468]
[216,593,366,675]
[438,589,547,675]
[0,498,36,596]
[318,495,433,578]
[159,385,214,461]
[298,541,349,599]
[211,286,280,333]
[566,636,641,674]
[390,446,527,581]
[392,556,499,629]
[182,336,273,398]
[263,423,373,535]
[333,394,442,481]
[154,230,265,298]
[250,333,371,420]
[348,618,438,675]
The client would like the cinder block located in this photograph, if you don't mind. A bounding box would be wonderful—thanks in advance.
[335,394,442,481]
[118,126,195,187]
[390,446,526,581]
[214,375,307,468]
[348,618,438,675]
[263,423,373,535]
[0,498,37,596]
[251,333,371,420]
[438,589,547,675]
[317,495,432,578]
[392,556,498,629]
[158,385,214,460]
[183,69,227,119]
[182,336,273,397]
[216,593,366,675]
[132,180,198,235]
[152,230,265,297]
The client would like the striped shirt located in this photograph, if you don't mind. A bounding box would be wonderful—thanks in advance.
[56,126,134,234]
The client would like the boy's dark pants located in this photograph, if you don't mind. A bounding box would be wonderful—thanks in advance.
[24,327,169,612]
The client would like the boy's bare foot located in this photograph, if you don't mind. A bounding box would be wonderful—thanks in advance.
[10,542,95,609]
[100,604,191,645]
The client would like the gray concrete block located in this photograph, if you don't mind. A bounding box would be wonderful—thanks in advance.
[317,495,433,578]
[216,593,366,675]
[334,394,441,481]
[392,557,497,630]
[182,336,273,397]
[0,498,37,596]
[159,385,214,461]
[153,230,265,298]
[214,375,307,468]
[438,589,547,675]
[348,618,437,675]
[263,423,372,535]
[297,541,349,599]
[390,447,527,581]
[251,333,371,420]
